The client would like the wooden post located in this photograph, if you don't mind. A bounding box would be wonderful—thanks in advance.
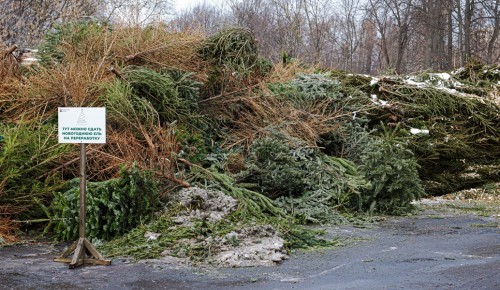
[79,143,86,240]
[54,143,111,269]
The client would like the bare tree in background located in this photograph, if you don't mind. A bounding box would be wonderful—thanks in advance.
[230,0,308,63]
[453,0,500,65]
[230,0,277,60]
[102,0,173,26]
[172,1,232,34]
[485,0,500,63]
[367,0,413,73]
[463,0,475,63]
[337,0,363,71]
[358,17,377,74]
[0,0,100,46]
[0,0,173,47]
[2,0,498,72]
[270,0,306,62]
[413,0,449,70]
[470,0,500,63]
[302,0,335,65]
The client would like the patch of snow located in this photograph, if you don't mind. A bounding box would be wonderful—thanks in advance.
[451,67,465,75]
[438,87,457,94]
[370,77,378,86]
[403,78,425,87]
[432,73,451,80]
[144,231,161,241]
[402,74,472,97]
[212,225,288,267]
[162,187,288,267]
[171,187,238,226]
[410,128,430,135]
[460,172,481,179]
[412,198,447,205]
[19,48,39,66]
[280,277,304,282]
[371,94,390,107]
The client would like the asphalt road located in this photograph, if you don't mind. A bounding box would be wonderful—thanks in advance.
[1,207,498,290]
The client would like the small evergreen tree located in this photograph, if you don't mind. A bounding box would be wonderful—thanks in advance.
[358,125,424,214]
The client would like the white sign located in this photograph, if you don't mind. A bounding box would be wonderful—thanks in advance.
[58,107,106,144]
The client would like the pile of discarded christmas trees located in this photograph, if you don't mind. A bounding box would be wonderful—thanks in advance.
[1,22,498,261]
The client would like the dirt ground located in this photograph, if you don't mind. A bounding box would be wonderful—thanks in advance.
[1,198,498,290]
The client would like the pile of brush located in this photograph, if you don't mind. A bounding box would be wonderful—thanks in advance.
[1,22,498,254]
[0,22,207,242]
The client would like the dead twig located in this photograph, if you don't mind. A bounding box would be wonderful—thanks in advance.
[94,149,190,188]
[2,45,17,58]
[198,83,261,104]
[109,66,122,79]
[124,45,168,61]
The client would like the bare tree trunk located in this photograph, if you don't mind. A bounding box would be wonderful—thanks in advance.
[394,0,412,73]
[420,0,448,69]
[380,28,391,68]
[363,19,376,74]
[435,1,447,70]
[367,0,390,70]
[486,0,500,63]
[423,0,434,68]
[447,1,454,69]
[456,0,464,66]
[395,23,408,73]
[463,0,474,62]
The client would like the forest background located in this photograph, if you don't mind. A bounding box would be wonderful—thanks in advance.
[2,0,499,74]
[0,0,498,261]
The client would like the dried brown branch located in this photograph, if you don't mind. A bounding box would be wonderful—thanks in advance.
[2,45,17,58]
[109,66,123,79]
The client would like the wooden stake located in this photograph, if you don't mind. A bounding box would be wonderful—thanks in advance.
[54,143,111,269]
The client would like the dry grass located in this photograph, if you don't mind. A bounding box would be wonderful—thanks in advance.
[441,184,500,202]
[267,60,315,83]
[113,26,208,77]
[2,63,110,122]
[0,218,20,244]
[0,25,348,238]
[0,45,21,111]
[206,85,344,150]
[0,25,205,234]
[89,125,183,184]
[1,24,208,124]
[0,45,20,82]
[0,206,20,244]
[200,59,342,150]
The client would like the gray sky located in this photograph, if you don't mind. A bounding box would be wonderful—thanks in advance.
[174,0,226,12]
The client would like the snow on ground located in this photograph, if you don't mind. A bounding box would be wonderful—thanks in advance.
[159,187,288,267]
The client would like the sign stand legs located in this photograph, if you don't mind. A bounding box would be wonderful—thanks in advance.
[54,143,111,269]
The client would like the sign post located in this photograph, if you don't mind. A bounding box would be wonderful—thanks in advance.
[54,107,111,269]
